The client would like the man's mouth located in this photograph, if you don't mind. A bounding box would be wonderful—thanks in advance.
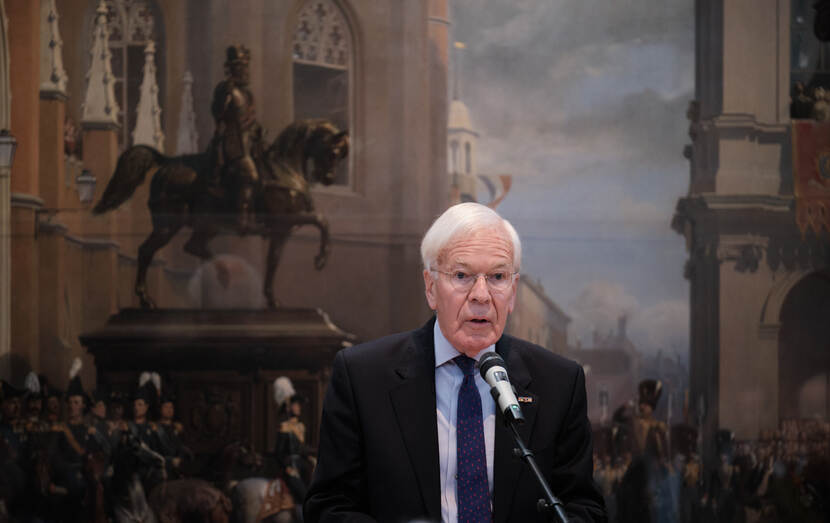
[468,318,490,324]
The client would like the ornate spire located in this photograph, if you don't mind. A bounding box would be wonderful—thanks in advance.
[81,0,119,127]
[132,39,164,150]
[40,0,68,97]
[175,71,199,154]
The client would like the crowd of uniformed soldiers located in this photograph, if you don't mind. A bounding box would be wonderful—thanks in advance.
[0,365,189,521]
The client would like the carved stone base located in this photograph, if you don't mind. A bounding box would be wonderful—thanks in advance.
[80,307,355,456]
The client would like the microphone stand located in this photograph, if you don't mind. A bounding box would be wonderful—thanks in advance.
[505,418,569,523]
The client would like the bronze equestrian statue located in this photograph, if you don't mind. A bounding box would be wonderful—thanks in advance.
[92,118,348,309]
[210,45,266,232]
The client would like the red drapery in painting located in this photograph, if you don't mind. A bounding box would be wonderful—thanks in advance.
[792,120,830,234]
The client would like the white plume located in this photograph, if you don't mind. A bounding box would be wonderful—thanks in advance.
[24,372,40,394]
[69,357,82,379]
[273,376,295,408]
[139,371,161,393]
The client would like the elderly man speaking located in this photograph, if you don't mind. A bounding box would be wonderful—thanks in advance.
[305,203,606,523]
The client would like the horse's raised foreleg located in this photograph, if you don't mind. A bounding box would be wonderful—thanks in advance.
[136,224,182,309]
[311,213,330,270]
[264,231,290,309]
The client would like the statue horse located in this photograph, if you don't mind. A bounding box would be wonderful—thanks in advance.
[93,119,349,308]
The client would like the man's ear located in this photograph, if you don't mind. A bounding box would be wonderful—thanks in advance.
[424,269,438,310]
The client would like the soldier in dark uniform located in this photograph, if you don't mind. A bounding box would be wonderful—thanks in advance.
[43,380,63,425]
[156,388,190,479]
[126,379,167,493]
[271,377,315,520]
[633,380,669,460]
[128,380,162,452]
[0,380,27,516]
[208,44,267,233]
[48,363,99,521]
[22,372,48,433]
[107,390,129,451]
[86,387,112,458]
[0,380,26,464]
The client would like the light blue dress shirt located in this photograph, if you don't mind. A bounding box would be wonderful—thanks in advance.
[434,320,496,523]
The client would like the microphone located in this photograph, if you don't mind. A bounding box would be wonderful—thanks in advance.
[478,352,525,425]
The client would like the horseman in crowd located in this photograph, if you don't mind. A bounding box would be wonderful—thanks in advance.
[208,44,268,234]
[617,379,673,523]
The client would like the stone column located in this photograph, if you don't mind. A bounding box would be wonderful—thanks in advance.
[427,0,449,221]
[0,0,12,380]
[7,0,41,376]
[0,153,10,379]
[80,1,120,328]
[36,0,69,383]
[39,0,68,210]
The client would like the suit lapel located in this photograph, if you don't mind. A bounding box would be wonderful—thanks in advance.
[389,320,442,520]
[493,336,538,523]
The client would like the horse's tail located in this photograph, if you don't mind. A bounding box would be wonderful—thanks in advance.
[92,145,165,215]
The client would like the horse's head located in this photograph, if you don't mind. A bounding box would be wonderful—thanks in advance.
[116,431,166,479]
[270,119,349,186]
[300,121,349,186]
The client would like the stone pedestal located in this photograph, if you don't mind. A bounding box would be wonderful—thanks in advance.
[80,307,355,456]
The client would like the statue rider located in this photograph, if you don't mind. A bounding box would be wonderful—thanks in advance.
[210,44,267,233]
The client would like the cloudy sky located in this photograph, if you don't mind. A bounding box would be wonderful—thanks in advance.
[450,0,694,357]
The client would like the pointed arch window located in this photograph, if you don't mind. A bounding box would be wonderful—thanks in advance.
[292,0,352,187]
[98,0,165,148]
[449,140,459,173]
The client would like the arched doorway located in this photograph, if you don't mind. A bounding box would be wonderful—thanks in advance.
[778,270,830,420]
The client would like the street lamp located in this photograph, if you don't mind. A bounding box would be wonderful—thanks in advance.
[76,169,97,205]
[0,129,17,171]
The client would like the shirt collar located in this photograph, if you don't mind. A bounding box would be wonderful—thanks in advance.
[433,319,495,368]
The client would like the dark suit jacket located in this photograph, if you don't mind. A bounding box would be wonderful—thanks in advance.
[304,318,606,522]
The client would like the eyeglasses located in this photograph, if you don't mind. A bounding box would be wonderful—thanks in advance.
[432,269,517,292]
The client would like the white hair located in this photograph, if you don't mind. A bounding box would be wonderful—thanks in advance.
[420,202,521,272]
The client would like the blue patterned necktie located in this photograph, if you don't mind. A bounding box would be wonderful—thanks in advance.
[454,355,491,522]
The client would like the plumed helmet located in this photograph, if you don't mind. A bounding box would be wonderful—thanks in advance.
[638,379,662,410]
[273,376,306,413]
[136,371,161,404]
[225,44,250,66]
[66,357,88,403]
[24,372,41,398]
[273,376,295,411]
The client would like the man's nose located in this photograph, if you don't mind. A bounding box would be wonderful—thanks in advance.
[468,274,491,302]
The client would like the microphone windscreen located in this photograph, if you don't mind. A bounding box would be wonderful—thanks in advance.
[478,352,505,377]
